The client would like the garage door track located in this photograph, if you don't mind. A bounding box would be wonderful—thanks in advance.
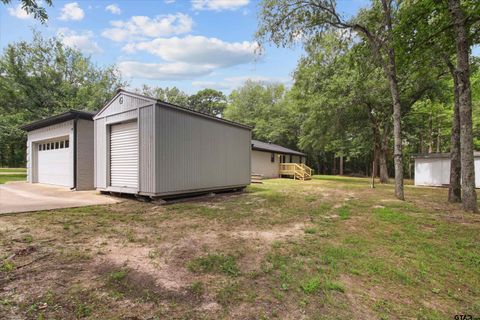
[0,182,120,214]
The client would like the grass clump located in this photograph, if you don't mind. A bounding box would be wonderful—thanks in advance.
[188,281,204,296]
[187,253,240,276]
[108,270,128,283]
[300,276,322,294]
[1,260,15,272]
[304,227,317,234]
[338,206,350,220]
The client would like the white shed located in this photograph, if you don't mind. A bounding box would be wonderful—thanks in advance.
[93,89,251,198]
[22,110,95,190]
[413,152,480,188]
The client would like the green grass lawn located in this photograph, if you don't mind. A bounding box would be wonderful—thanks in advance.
[0,168,26,173]
[0,176,479,319]
[0,174,26,184]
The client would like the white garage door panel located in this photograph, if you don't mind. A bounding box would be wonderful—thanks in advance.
[38,148,71,187]
[110,121,138,189]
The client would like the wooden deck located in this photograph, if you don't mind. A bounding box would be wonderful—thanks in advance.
[279,163,312,180]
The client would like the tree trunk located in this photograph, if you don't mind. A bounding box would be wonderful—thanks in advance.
[448,0,478,212]
[445,57,462,203]
[380,0,404,200]
[339,155,344,175]
[436,127,440,153]
[379,148,389,183]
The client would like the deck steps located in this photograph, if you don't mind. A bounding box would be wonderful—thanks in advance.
[279,163,313,181]
[251,173,264,184]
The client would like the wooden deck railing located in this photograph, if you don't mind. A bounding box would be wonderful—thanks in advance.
[279,163,313,180]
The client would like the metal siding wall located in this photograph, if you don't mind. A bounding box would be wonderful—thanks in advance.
[139,105,155,193]
[155,106,251,194]
[95,93,152,191]
[475,158,480,188]
[76,120,94,190]
[105,110,137,124]
[94,118,107,188]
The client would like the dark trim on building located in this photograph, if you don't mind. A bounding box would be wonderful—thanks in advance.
[71,118,78,190]
[21,110,95,131]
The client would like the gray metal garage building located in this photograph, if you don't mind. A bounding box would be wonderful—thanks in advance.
[93,89,251,197]
[22,110,95,190]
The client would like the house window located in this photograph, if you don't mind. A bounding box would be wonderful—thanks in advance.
[65,140,69,148]
[39,144,42,151]
[46,143,50,150]
[60,141,64,148]
[290,155,292,162]
[271,153,275,163]
[55,141,59,149]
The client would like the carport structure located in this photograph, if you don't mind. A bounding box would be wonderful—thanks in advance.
[22,110,95,190]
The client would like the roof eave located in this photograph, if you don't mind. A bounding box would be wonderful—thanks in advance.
[21,110,95,131]
[252,146,306,156]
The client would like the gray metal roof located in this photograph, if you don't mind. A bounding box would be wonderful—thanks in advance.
[21,110,96,131]
[251,140,306,156]
[114,89,252,130]
[412,152,480,159]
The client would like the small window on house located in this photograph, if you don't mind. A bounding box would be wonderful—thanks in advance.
[271,153,275,163]
[46,143,50,150]
[55,141,59,149]
[65,140,69,148]
[39,144,42,151]
[50,142,54,150]
[290,155,292,163]
[60,141,64,148]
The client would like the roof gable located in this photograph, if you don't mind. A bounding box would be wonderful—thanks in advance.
[94,89,156,119]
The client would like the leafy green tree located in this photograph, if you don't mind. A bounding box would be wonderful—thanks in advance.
[137,85,189,108]
[257,0,409,200]
[188,89,227,117]
[225,80,300,149]
[0,32,125,167]
[1,0,52,23]
[396,0,479,210]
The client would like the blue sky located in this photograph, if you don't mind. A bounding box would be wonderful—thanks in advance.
[0,0,392,94]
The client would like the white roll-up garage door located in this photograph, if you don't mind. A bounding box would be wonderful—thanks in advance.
[110,121,138,189]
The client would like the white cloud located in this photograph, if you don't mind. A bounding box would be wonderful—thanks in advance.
[118,61,214,80]
[192,76,291,90]
[57,28,103,54]
[105,4,121,15]
[192,0,249,11]
[7,3,33,19]
[165,0,176,3]
[102,13,193,42]
[123,35,259,68]
[59,2,84,21]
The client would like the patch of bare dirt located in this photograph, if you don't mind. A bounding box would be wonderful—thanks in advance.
[339,275,377,319]
[231,222,307,244]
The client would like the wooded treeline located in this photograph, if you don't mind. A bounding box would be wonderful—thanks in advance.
[0,0,479,210]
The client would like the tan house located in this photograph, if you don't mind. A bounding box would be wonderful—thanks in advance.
[251,140,312,180]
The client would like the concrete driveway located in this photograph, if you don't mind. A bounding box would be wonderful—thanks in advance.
[0,182,120,214]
